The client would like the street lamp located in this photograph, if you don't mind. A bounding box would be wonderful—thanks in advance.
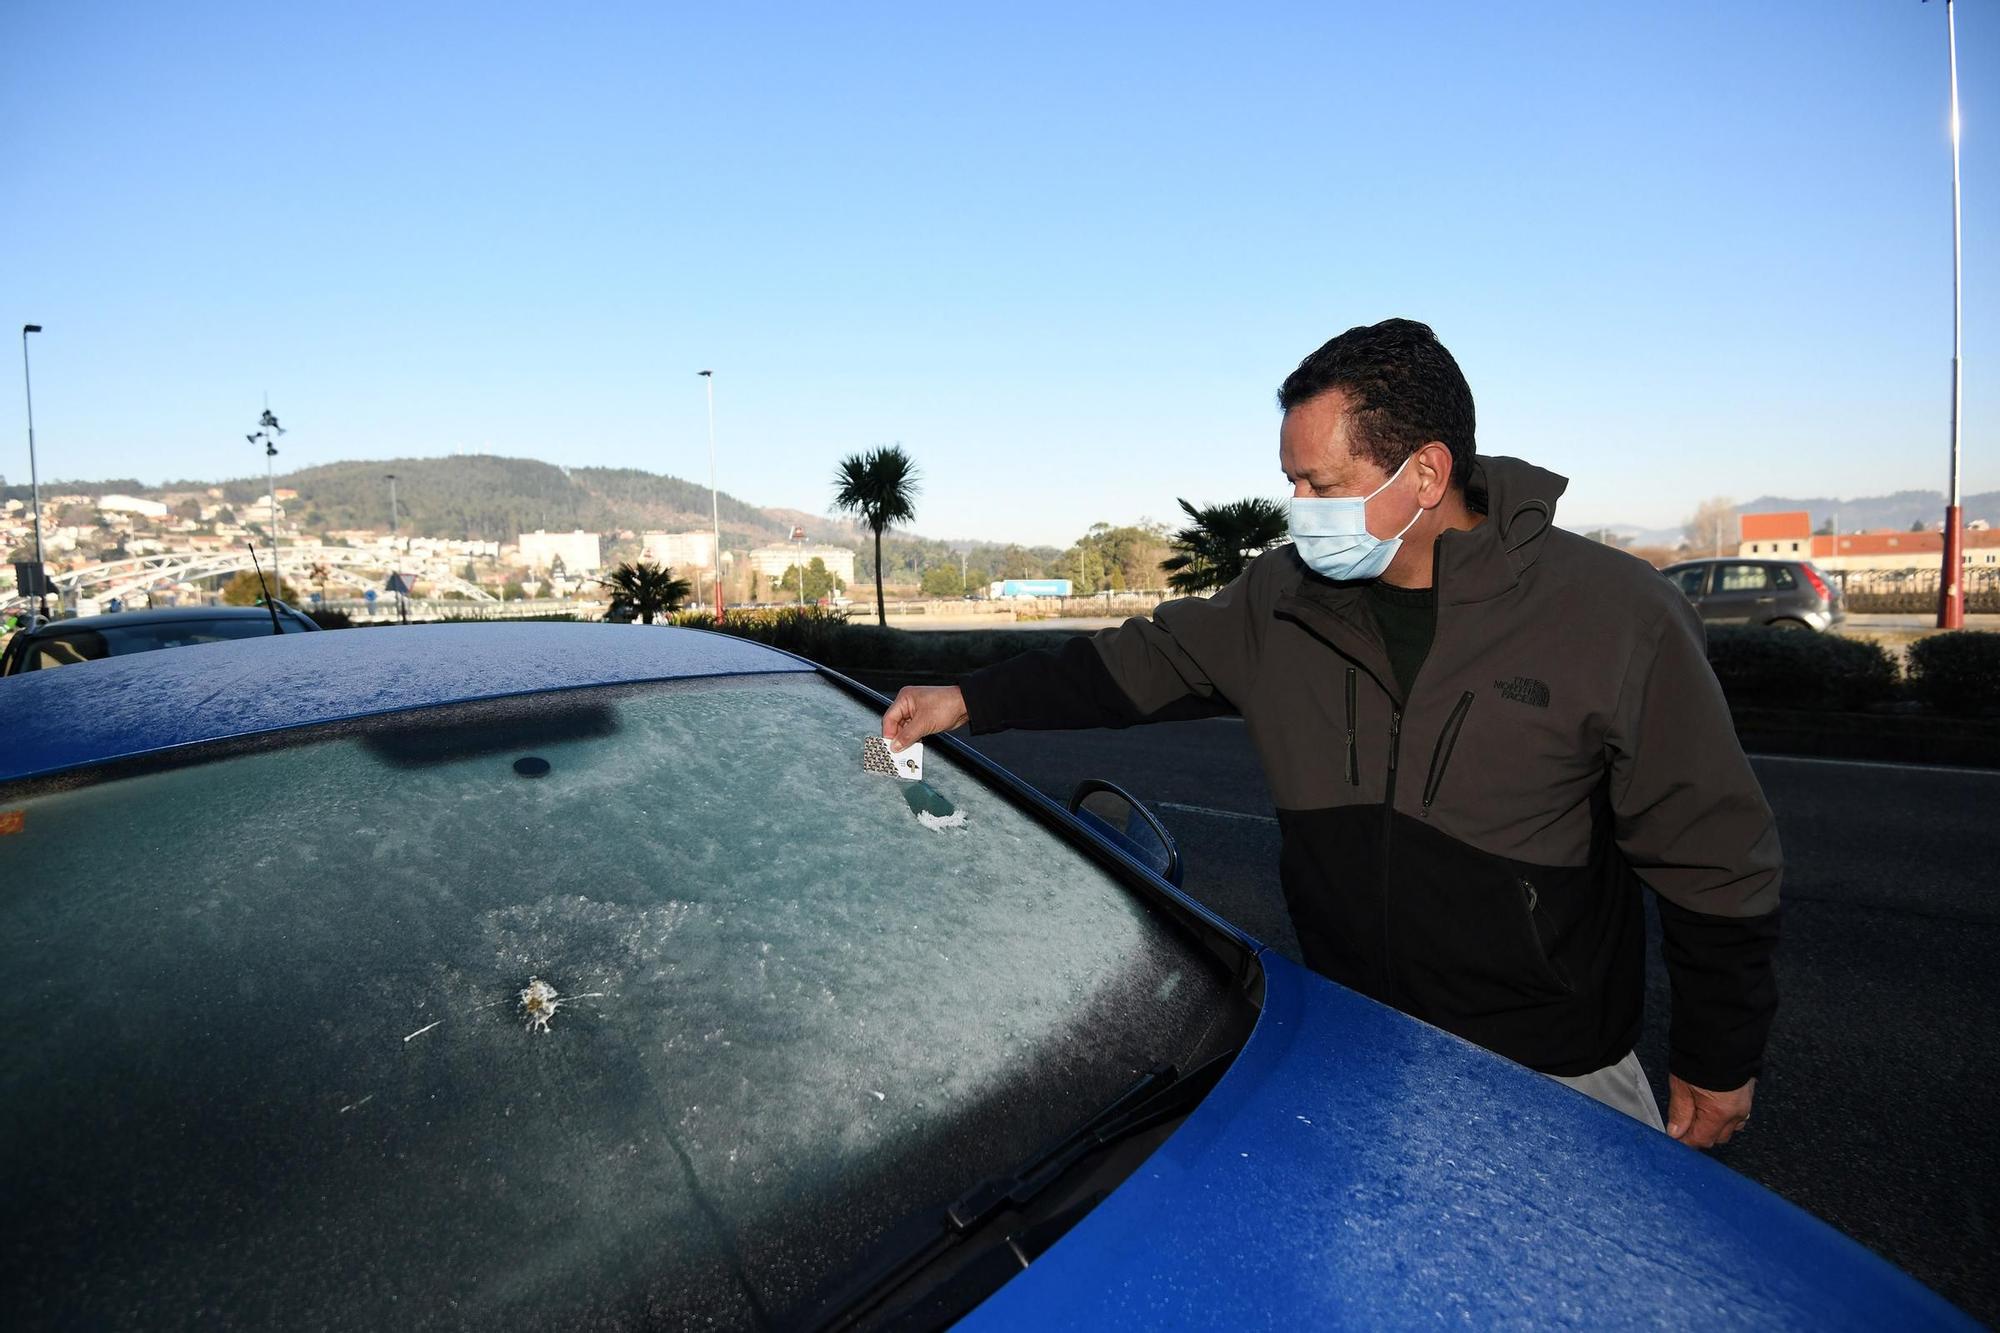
[793,525,808,608]
[19,324,47,616]
[384,473,399,537]
[1936,0,1969,629]
[698,370,724,621]
[247,405,286,600]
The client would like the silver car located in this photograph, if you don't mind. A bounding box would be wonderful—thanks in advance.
[1662,557,1846,631]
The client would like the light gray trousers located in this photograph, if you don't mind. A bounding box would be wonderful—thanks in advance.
[1550,1050,1666,1131]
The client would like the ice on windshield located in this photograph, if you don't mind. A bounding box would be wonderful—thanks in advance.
[0,672,1241,1328]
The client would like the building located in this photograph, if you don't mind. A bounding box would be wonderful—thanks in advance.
[746,543,856,585]
[517,529,601,574]
[1735,510,2000,572]
[96,494,169,520]
[640,530,717,571]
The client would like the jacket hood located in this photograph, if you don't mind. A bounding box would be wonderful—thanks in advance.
[1442,455,1570,604]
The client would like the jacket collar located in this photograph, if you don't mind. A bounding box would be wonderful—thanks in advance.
[1286,454,1568,612]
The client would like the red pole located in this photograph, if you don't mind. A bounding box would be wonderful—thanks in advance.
[1939,505,1964,628]
[1937,0,1966,630]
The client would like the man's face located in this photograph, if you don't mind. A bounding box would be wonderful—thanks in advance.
[1279,390,1388,500]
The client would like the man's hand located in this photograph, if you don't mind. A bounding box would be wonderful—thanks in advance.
[1666,1074,1755,1148]
[882,685,968,751]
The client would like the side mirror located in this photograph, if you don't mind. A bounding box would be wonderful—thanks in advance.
[1067,779,1183,888]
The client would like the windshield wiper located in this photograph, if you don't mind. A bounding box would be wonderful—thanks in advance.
[815,1055,1234,1330]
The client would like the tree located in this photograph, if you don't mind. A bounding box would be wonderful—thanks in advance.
[781,557,847,602]
[1159,498,1289,594]
[919,564,964,598]
[600,560,691,624]
[832,444,919,624]
[220,568,301,606]
[1682,497,1738,556]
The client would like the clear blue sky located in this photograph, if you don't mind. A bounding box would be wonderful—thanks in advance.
[3,0,1994,545]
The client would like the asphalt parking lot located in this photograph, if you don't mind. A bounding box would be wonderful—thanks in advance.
[961,719,1999,1325]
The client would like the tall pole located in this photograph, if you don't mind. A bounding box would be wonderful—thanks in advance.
[20,325,47,616]
[385,473,399,536]
[267,437,278,597]
[1939,0,1967,629]
[699,370,723,621]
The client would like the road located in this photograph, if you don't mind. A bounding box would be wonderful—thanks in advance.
[959,719,1999,1324]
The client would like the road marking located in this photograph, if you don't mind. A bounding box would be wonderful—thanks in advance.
[1747,753,2000,778]
[1158,801,1279,825]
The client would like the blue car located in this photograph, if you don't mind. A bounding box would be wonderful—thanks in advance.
[0,625,1970,1330]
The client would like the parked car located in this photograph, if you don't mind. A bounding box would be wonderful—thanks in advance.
[0,625,1969,1330]
[0,603,319,675]
[1662,557,1846,631]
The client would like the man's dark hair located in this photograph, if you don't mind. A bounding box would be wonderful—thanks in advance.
[1277,318,1476,489]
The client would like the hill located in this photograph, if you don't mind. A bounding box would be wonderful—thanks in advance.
[5,455,855,545]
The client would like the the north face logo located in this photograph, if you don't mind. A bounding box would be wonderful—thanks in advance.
[1493,676,1551,708]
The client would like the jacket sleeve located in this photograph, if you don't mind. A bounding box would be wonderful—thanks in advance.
[1605,595,1783,1091]
[960,564,1264,733]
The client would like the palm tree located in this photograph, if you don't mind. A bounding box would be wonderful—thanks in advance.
[601,560,691,624]
[1159,497,1288,594]
[832,445,920,624]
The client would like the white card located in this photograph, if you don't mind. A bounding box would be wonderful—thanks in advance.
[862,735,923,781]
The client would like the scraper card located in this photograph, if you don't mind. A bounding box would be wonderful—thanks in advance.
[862,735,923,781]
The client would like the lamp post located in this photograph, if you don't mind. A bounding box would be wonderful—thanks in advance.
[19,324,47,616]
[793,525,808,607]
[385,473,399,537]
[1936,0,1969,628]
[247,406,286,600]
[698,370,724,621]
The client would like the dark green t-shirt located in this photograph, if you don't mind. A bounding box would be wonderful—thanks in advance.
[1366,580,1438,700]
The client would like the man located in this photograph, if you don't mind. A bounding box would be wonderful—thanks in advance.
[882,319,1780,1147]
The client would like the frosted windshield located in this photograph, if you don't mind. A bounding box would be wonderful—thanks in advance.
[0,672,1244,1329]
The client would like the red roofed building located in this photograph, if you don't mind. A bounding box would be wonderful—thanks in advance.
[1733,509,2000,572]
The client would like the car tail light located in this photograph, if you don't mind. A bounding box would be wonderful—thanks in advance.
[1801,564,1832,601]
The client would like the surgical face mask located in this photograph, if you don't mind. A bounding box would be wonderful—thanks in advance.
[1288,454,1424,582]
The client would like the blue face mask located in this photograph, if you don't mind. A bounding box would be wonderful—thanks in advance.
[1289,454,1424,582]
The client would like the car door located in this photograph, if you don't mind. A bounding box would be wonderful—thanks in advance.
[1666,564,1711,617]
[1704,562,1775,624]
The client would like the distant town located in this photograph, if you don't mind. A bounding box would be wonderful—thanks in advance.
[3,460,1996,618]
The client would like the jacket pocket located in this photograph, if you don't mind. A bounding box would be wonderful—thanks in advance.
[1421,691,1476,812]
[1516,877,1574,994]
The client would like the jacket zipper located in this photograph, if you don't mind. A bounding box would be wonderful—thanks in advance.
[1344,667,1359,786]
[1420,691,1477,814]
[1380,706,1403,1001]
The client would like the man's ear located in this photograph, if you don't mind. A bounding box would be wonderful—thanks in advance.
[1417,442,1454,506]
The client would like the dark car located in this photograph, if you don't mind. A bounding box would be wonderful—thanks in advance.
[0,625,1970,1330]
[1662,557,1846,631]
[0,603,319,675]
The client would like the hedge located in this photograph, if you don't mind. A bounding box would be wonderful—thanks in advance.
[1699,626,1901,712]
[668,606,1084,677]
[1906,630,2000,717]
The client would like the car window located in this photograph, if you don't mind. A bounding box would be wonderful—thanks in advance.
[1715,563,1771,592]
[0,673,1248,1329]
[1772,565,1798,591]
[1669,566,1707,596]
[18,615,302,669]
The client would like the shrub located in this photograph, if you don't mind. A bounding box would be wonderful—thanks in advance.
[1906,630,2000,717]
[1703,626,1900,712]
[305,608,354,630]
[669,606,1086,676]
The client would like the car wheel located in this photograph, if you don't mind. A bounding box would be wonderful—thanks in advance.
[1768,618,1814,632]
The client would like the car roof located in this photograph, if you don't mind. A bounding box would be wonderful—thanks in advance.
[0,623,812,785]
[17,605,306,632]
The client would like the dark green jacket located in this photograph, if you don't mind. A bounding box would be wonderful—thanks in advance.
[963,456,1781,1087]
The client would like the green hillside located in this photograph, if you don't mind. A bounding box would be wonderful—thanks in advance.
[191,455,801,542]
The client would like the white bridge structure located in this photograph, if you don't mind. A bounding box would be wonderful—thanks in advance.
[41,545,497,607]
